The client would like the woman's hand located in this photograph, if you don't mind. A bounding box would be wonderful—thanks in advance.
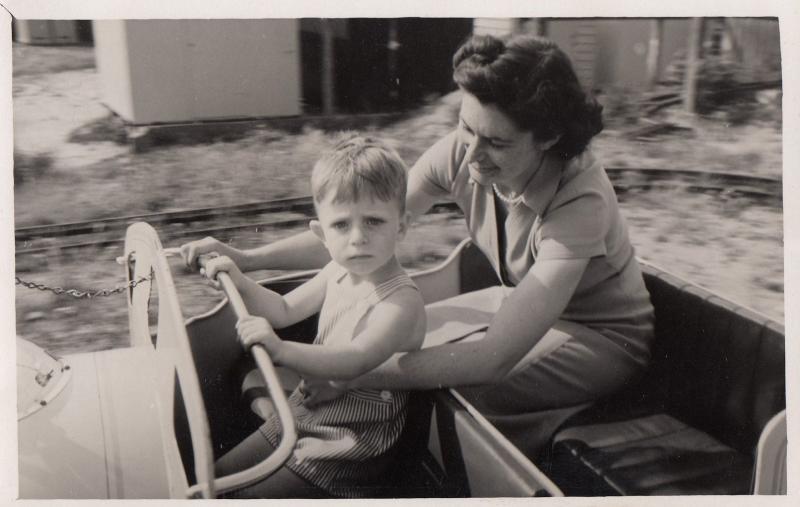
[300,378,347,407]
[180,236,228,270]
[236,315,283,356]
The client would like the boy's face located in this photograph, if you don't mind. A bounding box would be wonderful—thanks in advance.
[310,194,408,281]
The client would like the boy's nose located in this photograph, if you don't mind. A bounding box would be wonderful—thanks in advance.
[350,225,368,244]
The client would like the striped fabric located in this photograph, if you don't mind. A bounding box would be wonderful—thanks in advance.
[260,265,418,498]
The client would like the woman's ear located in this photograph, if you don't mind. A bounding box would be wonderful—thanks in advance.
[309,220,325,242]
[538,134,561,152]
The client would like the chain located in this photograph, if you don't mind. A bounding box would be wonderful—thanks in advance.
[15,272,154,299]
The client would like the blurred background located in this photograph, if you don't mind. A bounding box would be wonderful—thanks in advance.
[12,17,783,355]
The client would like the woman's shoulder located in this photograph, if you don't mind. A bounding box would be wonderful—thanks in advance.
[563,148,604,179]
[413,130,465,173]
[553,148,615,204]
[410,130,473,199]
[428,129,463,158]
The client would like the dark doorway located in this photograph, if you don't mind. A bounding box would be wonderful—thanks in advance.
[300,18,473,114]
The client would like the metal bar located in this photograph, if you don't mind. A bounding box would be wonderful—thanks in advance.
[182,253,297,497]
[16,196,314,241]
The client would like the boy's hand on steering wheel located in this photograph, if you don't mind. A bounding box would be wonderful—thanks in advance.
[200,254,243,289]
[236,315,283,357]
[180,236,223,270]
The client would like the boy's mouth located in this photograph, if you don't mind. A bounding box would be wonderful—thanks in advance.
[348,254,372,260]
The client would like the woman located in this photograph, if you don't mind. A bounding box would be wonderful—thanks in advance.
[183,34,654,459]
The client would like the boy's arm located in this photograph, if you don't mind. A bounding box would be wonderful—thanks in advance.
[203,256,333,328]
[272,286,425,381]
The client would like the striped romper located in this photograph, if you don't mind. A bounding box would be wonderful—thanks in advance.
[260,264,418,498]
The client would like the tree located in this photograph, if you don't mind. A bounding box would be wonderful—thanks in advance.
[684,18,704,114]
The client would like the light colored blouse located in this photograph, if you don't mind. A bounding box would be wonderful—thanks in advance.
[411,131,654,365]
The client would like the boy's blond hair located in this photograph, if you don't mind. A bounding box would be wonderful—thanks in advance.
[311,135,408,214]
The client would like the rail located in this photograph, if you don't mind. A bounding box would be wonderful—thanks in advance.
[16,168,782,257]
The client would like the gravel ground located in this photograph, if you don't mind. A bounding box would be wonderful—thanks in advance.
[12,44,784,355]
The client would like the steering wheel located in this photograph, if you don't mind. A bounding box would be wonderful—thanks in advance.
[186,252,298,496]
[124,224,296,499]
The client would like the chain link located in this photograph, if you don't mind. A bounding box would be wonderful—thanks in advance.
[15,272,154,300]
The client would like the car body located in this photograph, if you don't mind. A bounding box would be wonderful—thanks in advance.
[16,222,786,498]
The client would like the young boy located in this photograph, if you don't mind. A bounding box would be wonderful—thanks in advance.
[201,135,426,498]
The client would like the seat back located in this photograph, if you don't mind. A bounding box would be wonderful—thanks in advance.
[753,409,787,494]
[410,238,499,305]
[639,262,786,455]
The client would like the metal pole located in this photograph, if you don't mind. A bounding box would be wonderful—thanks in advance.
[646,19,663,90]
[684,17,703,114]
[387,19,400,107]
[321,19,335,115]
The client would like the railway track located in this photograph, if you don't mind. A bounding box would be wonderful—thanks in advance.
[15,168,782,257]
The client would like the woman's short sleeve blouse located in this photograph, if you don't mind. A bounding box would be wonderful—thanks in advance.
[409,130,654,363]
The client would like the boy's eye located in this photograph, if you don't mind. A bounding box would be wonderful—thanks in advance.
[365,218,385,227]
[331,221,348,230]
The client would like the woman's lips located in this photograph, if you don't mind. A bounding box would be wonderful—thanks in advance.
[469,162,498,175]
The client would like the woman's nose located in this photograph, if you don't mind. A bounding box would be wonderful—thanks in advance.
[465,137,485,164]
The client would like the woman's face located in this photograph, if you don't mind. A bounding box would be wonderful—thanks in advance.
[457,92,552,193]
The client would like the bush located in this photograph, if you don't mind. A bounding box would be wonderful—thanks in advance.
[599,86,643,127]
[695,57,758,123]
[14,152,53,185]
[661,49,766,125]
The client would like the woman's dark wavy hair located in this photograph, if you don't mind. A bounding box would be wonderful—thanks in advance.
[453,34,604,160]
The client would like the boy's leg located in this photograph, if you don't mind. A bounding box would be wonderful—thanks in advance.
[215,429,328,499]
[241,366,302,419]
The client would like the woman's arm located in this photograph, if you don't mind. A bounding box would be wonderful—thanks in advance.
[348,256,590,390]
[182,132,457,272]
[237,230,333,271]
[406,167,441,222]
[181,165,440,274]
[270,287,426,381]
[181,229,332,272]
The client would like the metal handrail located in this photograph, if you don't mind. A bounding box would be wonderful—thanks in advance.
[164,248,298,497]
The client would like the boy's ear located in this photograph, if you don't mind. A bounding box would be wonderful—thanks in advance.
[309,220,325,242]
[398,211,410,239]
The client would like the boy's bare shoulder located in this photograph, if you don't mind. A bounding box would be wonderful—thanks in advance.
[375,284,426,351]
[376,285,425,318]
[384,282,425,308]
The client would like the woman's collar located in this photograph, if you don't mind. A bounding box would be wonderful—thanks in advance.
[517,151,565,216]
